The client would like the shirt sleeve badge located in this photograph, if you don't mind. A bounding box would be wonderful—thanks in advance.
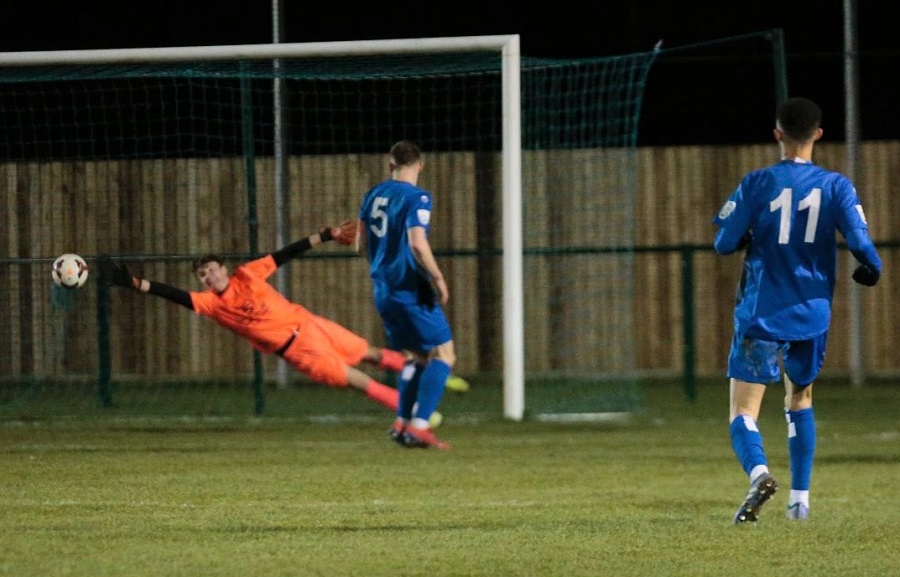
[718,200,737,220]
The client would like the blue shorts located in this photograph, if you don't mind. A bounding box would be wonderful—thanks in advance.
[375,292,453,354]
[726,332,828,387]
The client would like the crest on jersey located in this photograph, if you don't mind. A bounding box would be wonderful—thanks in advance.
[718,200,737,220]
[417,209,431,225]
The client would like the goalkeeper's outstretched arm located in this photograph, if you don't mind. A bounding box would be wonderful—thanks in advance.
[271,220,358,267]
[98,221,357,305]
[97,256,193,309]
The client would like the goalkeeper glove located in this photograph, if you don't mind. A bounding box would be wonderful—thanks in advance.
[98,256,139,290]
[319,220,357,245]
[852,264,880,287]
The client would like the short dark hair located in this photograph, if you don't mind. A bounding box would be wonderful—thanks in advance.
[776,97,822,142]
[389,140,422,167]
[192,254,223,273]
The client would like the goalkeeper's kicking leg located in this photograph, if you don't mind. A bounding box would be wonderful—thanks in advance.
[279,315,401,409]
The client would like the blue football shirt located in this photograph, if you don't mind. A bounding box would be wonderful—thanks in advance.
[713,158,873,340]
[359,179,433,299]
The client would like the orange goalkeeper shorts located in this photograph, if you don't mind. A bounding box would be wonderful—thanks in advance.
[279,314,369,387]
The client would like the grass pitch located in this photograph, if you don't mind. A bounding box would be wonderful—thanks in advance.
[1,377,898,577]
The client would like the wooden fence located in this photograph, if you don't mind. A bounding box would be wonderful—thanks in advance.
[1,141,897,381]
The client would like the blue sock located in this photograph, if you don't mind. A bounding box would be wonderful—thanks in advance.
[730,414,768,477]
[413,359,451,423]
[786,407,816,491]
[396,362,421,420]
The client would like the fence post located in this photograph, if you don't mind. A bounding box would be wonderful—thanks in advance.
[95,273,113,407]
[767,28,789,107]
[681,245,697,401]
[240,69,266,415]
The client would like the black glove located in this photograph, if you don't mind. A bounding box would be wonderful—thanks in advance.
[98,255,137,289]
[319,226,333,242]
[852,264,880,287]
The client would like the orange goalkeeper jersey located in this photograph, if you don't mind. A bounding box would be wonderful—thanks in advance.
[189,255,313,355]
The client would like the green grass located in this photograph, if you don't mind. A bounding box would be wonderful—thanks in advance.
[1,378,899,577]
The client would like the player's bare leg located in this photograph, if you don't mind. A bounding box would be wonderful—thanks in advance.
[729,379,766,422]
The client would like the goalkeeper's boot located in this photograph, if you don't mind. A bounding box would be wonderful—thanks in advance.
[401,426,451,450]
[733,473,779,524]
[445,375,470,393]
[785,502,809,521]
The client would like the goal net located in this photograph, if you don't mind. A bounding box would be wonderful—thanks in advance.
[0,36,657,421]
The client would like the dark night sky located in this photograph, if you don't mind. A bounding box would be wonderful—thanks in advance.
[1,1,897,145]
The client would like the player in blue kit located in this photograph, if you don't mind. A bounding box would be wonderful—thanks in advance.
[713,97,882,523]
[357,140,457,450]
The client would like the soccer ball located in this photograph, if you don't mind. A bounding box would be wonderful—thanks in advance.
[52,253,89,289]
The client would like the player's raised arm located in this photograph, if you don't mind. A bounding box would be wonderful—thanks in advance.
[271,220,358,267]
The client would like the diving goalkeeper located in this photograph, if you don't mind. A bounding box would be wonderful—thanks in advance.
[98,221,465,418]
